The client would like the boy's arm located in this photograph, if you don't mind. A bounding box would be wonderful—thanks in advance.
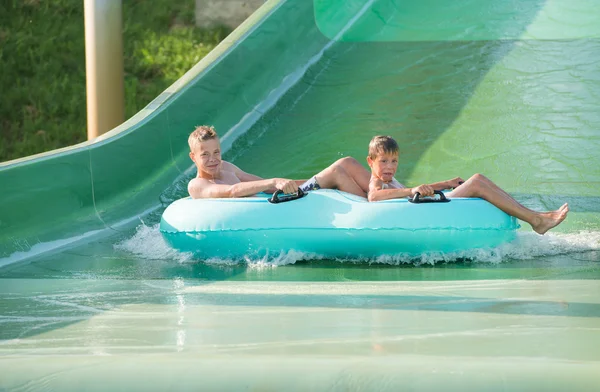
[368,178,417,202]
[188,177,297,199]
[223,162,309,193]
[223,161,264,182]
[429,180,451,191]
[428,177,464,191]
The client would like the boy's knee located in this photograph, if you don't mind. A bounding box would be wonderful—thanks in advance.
[467,174,486,195]
[334,157,359,168]
[471,173,487,182]
[332,163,348,176]
[325,162,348,182]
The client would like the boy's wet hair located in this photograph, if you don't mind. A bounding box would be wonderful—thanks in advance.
[188,125,218,150]
[368,135,399,159]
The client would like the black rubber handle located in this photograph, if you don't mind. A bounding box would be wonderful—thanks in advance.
[268,188,307,204]
[409,190,450,204]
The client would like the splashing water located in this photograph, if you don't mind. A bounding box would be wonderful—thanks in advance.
[115,223,600,268]
[114,223,194,264]
[115,224,324,268]
[373,231,600,265]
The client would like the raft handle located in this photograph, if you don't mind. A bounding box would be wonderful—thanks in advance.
[269,188,307,204]
[410,190,450,204]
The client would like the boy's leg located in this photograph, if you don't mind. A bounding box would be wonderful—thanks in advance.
[308,157,371,197]
[335,157,371,193]
[447,173,569,234]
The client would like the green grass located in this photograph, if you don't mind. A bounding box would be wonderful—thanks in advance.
[0,0,230,162]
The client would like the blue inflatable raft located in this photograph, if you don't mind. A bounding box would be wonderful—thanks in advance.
[159,189,519,259]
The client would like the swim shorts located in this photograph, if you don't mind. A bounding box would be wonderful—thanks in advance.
[299,176,321,192]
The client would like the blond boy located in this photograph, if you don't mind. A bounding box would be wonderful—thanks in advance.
[366,135,568,235]
[187,126,371,199]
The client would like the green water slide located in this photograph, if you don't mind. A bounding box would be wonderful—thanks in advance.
[2,0,600,389]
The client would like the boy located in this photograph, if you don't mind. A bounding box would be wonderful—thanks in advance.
[187,125,371,199]
[367,135,569,235]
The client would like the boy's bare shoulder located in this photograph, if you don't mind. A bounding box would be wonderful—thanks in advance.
[188,177,211,196]
[220,161,237,170]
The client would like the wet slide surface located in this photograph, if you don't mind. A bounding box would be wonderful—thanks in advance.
[1,0,600,389]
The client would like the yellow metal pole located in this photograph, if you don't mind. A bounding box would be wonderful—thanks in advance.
[84,0,124,140]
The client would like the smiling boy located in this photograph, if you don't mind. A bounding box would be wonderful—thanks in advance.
[187,125,371,199]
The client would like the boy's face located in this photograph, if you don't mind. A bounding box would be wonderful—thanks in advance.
[367,152,399,182]
[189,138,222,177]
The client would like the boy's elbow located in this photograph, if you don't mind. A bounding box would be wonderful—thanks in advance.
[367,193,378,202]
[188,183,201,199]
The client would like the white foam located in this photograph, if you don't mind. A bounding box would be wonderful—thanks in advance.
[115,225,600,267]
[113,223,193,263]
[204,250,326,269]
[372,231,600,266]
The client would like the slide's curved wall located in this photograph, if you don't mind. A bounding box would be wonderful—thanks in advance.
[0,0,331,260]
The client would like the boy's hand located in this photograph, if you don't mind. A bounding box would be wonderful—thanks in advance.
[273,178,299,194]
[446,177,465,189]
[411,184,434,197]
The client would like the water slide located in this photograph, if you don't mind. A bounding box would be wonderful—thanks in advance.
[2,0,600,389]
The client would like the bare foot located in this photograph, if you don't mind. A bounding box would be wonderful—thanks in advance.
[532,203,569,235]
